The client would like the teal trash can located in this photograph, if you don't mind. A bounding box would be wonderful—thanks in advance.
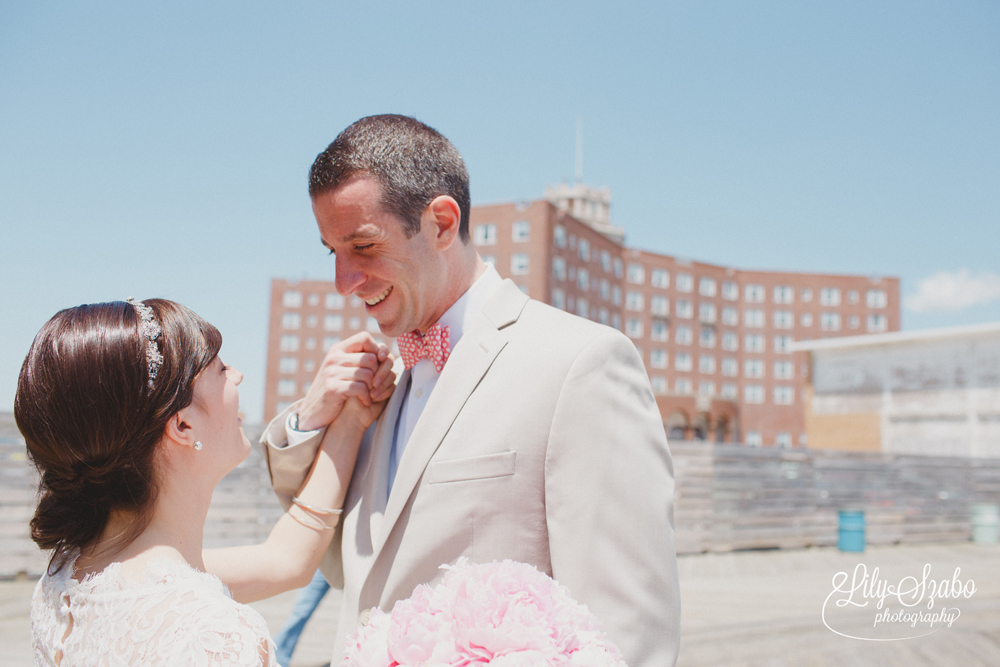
[970,504,999,545]
[838,510,866,552]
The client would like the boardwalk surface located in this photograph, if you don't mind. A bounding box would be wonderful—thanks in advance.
[2,542,996,666]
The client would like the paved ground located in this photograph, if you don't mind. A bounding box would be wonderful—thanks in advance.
[3,542,998,666]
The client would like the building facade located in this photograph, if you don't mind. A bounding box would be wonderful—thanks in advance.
[795,323,1000,458]
[263,190,900,446]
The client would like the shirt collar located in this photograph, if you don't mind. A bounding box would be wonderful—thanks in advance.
[434,263,502,350]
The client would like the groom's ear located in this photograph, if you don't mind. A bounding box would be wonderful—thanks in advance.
[425,195,462,251]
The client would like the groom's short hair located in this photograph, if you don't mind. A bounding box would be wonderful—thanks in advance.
[309,115,471,243]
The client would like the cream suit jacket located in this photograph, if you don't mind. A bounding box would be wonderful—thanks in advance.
[261,279,680,666]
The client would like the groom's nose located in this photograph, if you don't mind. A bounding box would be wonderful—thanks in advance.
[335,257,365,296]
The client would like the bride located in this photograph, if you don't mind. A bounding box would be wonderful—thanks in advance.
[15,298,395,666]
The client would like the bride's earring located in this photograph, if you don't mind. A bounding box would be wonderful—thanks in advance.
[194,441,203,451]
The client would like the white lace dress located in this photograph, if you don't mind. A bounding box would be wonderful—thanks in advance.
[31,555,278,667]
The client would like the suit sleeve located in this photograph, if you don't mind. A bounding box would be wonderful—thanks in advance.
[545,329,680,667]
[258,400,327,510]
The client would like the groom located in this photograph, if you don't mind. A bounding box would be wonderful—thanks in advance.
[261,115,680,666]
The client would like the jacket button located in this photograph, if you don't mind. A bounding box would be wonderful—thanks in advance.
[359,608,372,626]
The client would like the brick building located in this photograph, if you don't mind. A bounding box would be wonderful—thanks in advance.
[263,186,900,447]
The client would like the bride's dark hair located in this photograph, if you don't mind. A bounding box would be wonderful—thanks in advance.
[14,299,222,572]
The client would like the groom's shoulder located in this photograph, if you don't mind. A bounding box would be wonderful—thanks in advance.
[518,297,631,352]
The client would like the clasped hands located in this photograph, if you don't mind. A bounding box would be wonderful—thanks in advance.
[297,332,397,434]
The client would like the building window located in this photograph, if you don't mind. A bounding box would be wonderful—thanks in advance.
[306,315,318,328]
[367,317,380,333]
[554,225,567,248]
[744,360,765,378]
[774,386,795,405]
[322,336,340,351]
[675,352,693,372]
[801,312,813,327]
[745,430,763,446]
[305,337,317,350]
[650,349,668,369]
[849,315,860,329]
[626,291,644,311]
[577,267,589,290]
[350,295,364,308]
[848,290,859,304]
[745,284,765,303]
[801,288,813,302]
[625,318,643,338]
[600,250,612,273]
[774,361,794,379]
[820,312,841,331]
[481,255,496,267]
[349,317,360,330]
[473,223,497,246]
[721,332,738,351]
[773,285,794,304]
[307,293,319,306]
[613,258,623,279]
[324,314,344,331]
[699,327,716,348]
[699,354,716,374]
[676,273,694,293]
[578,238,590,261]
[721,383,738,399]
[699,381,716,396]
[721,357,738,376]
[744,309,764,328]
[611,286,622,306]
[744,334,765,353]
[650,295,669,316]
[552,257,566,281]
[776,432,792,448]
[598,308,609,325]
[277,379,297,396]
[699,277,717,297]
[699,303,717,323]
[722,281,738,301]
[867,290,887,308]
[773,311,794,329]
[279,357,297,374]
[627,263,645,284]
[594,279,607,300]
[650,376,668,395]
[575,298,589,319]
[282,290,303,308]
[676,299,694,319]
[721,306,738,326]
[676,378,693,395]
[774,335,792,353]
[325,293,345,309]
[675,325,693,345]
[511,253,529,275]
[551,288,566,310]
[867,314,888,332]
[512,220,530,242]
[282,313,301,329]
[820,288,841,306]
[744,386,765,405]
[650,319,669,342]
[611,313,622,330]
[651,268,670,289]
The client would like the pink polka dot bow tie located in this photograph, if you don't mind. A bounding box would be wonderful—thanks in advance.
[397,323,451,372]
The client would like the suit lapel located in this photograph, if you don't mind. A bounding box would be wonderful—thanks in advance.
[372,280,529,557]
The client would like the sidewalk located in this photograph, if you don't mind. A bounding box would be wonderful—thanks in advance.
[2,542,998,666]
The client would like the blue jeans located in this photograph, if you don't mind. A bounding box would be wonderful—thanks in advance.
[273,570,330,666]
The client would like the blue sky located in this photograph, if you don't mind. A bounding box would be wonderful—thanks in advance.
[2,1,998,422]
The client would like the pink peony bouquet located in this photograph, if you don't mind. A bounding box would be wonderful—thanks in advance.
[342,559,628,666]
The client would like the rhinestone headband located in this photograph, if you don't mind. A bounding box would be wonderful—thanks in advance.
[126,297,163,388]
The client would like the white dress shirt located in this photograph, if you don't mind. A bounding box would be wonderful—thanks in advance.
[286,264,503,497]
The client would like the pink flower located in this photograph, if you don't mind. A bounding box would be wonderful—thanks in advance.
[342,560,627,667]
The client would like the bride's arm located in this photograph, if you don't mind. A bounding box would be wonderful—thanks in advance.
[204,371,392,603]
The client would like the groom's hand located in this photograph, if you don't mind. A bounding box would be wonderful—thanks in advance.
[296,332,394,432]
